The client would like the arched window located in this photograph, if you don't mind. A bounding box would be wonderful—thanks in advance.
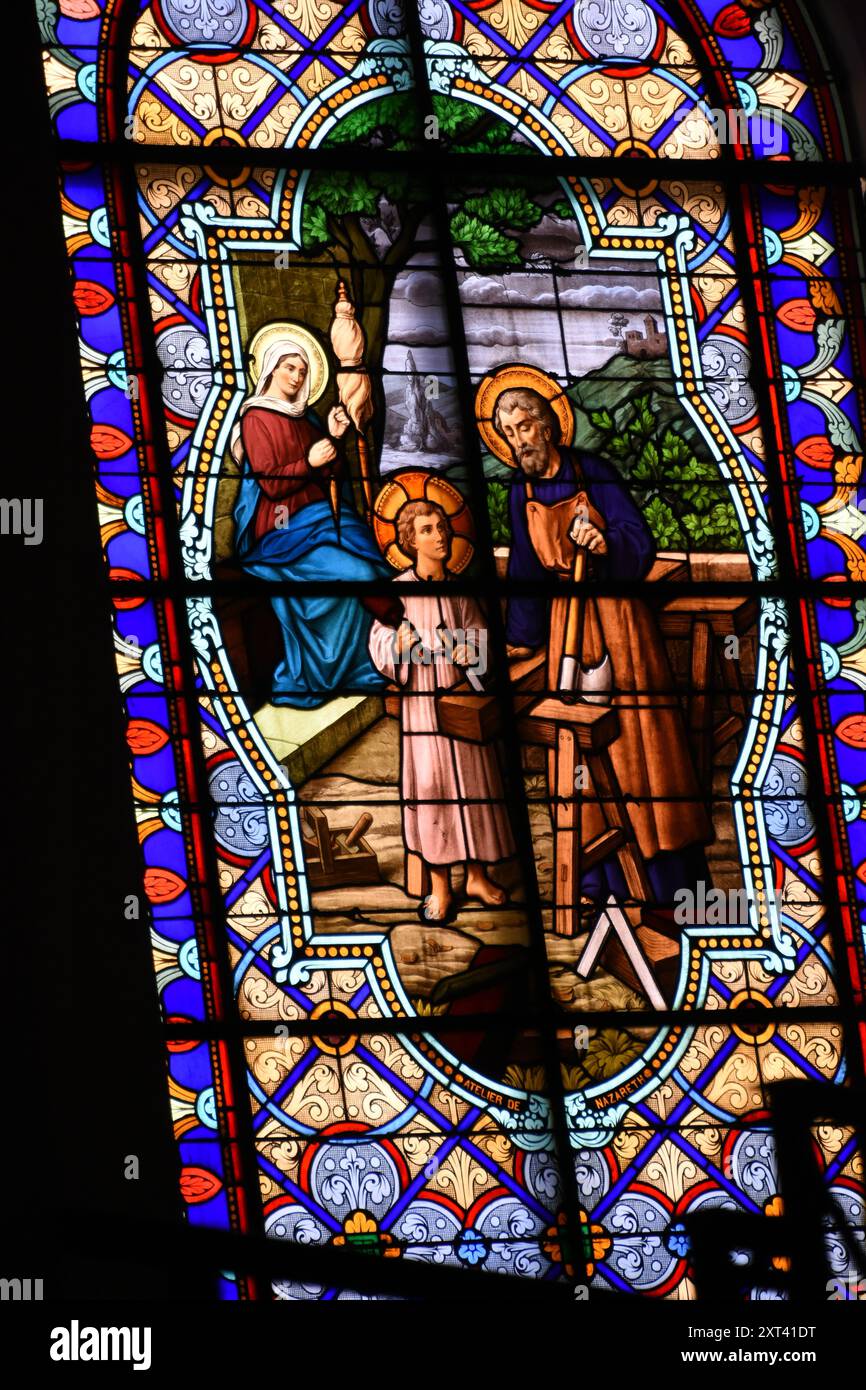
[37,0,865,1300]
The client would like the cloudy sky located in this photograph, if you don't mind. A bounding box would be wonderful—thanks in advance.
[382,222,665,382]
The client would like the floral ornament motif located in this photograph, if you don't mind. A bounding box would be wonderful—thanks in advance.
[209,758,270,857]
[726,1128,778,1207]
[581,1029,646,1082]
[565,1089,628,1149]
[309,1142,399,1221]
[393,1199,462,1261]
[700,334,757,429]
[186,595,222,661]
[763,751,815,849]
[570,0,659,62]
[156,324,212,422]
[368,0,405,35]
[179,1165,223,1203]
[572,1148,612,1211]
[417,0,455,40]
[760,596,790,664]
[523,1149,563,1206]
[168,1077,219,1137]
[713,3,820,160]
[151,928,201,995]
[490,1091,554,1151]
[36,1,88,119]
[665,1220,690,1259]
[369,0,456,40]
[155,0,253,45]
[332,1210,400,1257]
[543,1209,612,1278]
[456,1228,487,1266]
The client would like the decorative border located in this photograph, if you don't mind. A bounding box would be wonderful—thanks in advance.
[35,0,864,1264]
[175,64,805,1147]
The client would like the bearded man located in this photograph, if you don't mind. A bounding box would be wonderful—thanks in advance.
[494,385,713,908]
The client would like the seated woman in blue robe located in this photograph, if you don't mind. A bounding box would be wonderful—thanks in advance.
[229,335,391,709]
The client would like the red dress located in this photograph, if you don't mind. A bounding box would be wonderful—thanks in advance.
[240,407,340,543]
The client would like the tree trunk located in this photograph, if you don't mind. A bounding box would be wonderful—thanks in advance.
[325,206,427,487]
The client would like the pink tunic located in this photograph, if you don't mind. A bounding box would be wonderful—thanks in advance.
[368,574,515,867]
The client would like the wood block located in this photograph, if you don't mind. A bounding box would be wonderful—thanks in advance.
[658,595,758,638]
[647,555,688,584]
[713,714,744,752]
[406,850,430,898]
[520,698,620,751]
[437,689,502,743]
[508,650,546,688]
[601,924,680,1004]
[306,838,381,889]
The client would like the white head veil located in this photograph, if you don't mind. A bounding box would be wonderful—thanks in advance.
[230,336,312,465]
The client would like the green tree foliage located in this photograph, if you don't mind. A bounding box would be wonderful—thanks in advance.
[462,187,542,231]
[324,92,418,150]
[302,92,552,269]
[588,393,741,551]
[301,165,422,260]
[450,212,522,267]
[431,92,522,154]
[487,479,510,546]
[451,184,550,268]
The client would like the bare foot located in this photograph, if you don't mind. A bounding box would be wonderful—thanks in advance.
[420,891,452,922]
[420,868,452,922]
[465,866,507,906]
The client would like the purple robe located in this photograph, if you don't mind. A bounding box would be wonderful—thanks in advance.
[505,447,654,647]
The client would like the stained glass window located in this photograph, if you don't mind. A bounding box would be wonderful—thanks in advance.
[36,0,866,1301]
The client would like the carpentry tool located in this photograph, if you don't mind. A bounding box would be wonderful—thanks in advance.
[300,807,380,888]
[557,545,612,704]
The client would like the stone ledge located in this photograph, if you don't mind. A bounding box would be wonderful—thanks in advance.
[253,694,384,785]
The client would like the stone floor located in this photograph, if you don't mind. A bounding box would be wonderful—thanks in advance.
[297,716,530,1002]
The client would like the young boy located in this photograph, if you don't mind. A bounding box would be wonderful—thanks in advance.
[368,500,514,923]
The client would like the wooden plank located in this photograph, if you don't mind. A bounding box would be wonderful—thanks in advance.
[602,924,679,1004]
[647,555,688,584]
[581,827,626,870]
[689,618,713,786]
[553,728,578,937]
[406,851,430,899]
[522,698,620,750]
[658,595,758,638]
[508,650,546,687]
[437,691,501,743]
[307,844,381,890]
[588,748,653,901]
[303,807,334,872]
[713,714,744,752]
[575,899,668,1008]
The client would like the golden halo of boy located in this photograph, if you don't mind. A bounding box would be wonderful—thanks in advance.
[373,470,475,573]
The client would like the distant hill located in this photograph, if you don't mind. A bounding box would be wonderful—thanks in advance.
[568,355,709,458]
[482,354,710,481]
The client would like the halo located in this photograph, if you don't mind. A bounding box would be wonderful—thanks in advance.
[475,364,575,467]
[373,470,475,573]
[247,321,329,404]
